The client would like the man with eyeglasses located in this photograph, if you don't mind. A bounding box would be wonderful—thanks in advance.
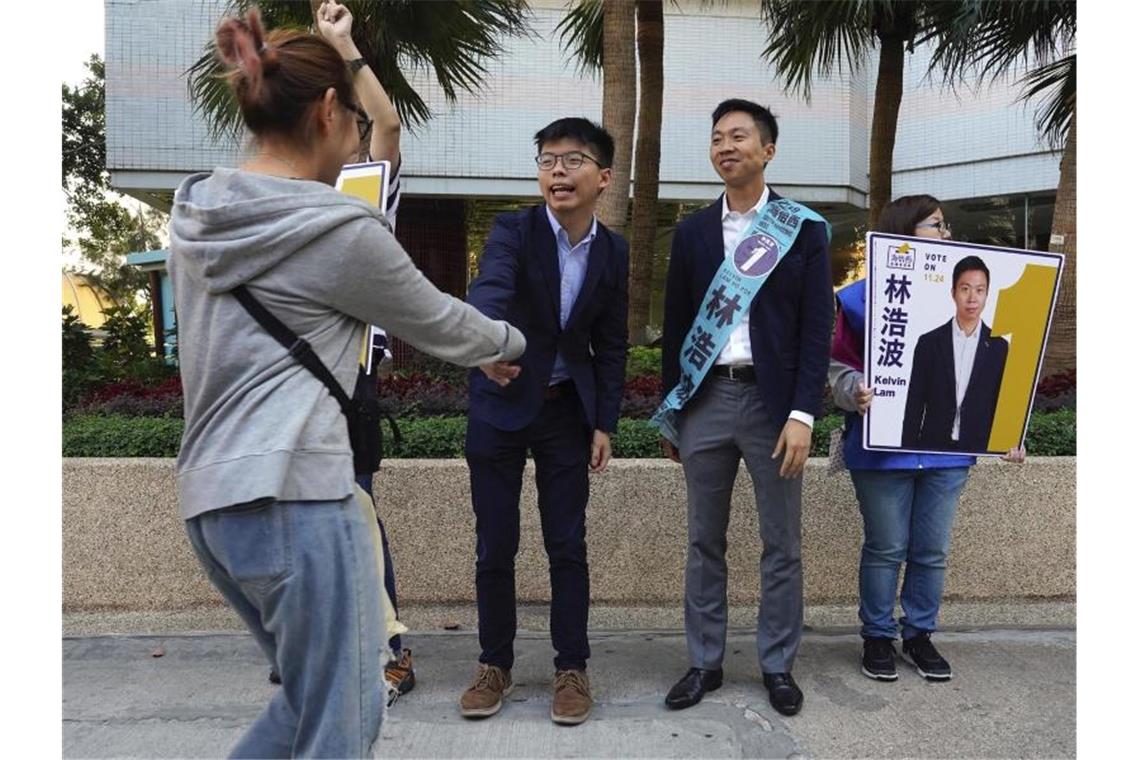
[460,117,630,726]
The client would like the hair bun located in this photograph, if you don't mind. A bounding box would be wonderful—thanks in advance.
[215,6,272,102]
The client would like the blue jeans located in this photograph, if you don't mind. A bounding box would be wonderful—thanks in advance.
[849,467,970,640]
[356,472,403,654]
[186,496,384,758]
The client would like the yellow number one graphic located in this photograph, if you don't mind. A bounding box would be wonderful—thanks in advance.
[987,264,1058,451]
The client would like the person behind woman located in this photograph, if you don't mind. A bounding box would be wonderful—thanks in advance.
[830,194,1024,683]
[260,0,417,704]
[168,5,525,756]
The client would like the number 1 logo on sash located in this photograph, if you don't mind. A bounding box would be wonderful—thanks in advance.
[651,198,830,446]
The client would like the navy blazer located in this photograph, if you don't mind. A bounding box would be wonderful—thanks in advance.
[661,191,834,423]
[466,205,630,433]
[901,319,1008,452]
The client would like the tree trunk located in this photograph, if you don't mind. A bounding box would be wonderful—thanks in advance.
[597,0,636,235]
[627,0,664,344]
[1041,111,1076,377]
[867,34,905,229]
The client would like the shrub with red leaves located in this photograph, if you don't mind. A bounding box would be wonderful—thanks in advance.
[378,372,468,417]
[76,376,185,417]
[621,375,664,419]
[1034,368,1075,412]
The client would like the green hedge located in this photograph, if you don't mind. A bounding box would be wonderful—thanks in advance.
[63,410,1076,459]
[1023,407,1075,456]
[63,415,185,458]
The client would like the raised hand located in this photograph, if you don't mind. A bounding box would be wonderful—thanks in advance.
[317,0,353,44]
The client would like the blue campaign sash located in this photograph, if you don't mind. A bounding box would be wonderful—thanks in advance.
[651,198,830,445]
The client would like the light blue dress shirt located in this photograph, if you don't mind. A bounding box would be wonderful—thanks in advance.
[545,206,598,385]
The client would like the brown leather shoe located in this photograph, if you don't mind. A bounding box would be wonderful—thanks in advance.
[459,664,513,718]
[384,648,416,706]
[551,669,592,725]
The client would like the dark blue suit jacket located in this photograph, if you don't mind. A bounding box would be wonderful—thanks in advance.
[901,319,1008,452]
[661,191,834,423]
[467,205,630,433]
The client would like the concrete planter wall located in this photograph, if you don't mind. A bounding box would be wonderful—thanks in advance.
[63,458,1074,613]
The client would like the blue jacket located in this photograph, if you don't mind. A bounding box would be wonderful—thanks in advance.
[835,280,975,470]
[466,205,630,433]
[662,191,834,422]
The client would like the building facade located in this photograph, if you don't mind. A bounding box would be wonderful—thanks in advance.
[106,0,1061,338]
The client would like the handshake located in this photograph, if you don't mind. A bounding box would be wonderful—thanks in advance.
[479,361,521,388]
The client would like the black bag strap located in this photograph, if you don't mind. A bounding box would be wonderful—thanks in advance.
[231,285,353,415]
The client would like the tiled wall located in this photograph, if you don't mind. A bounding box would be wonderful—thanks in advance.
[106,0,1060,203]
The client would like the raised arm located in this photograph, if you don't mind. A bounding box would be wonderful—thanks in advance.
[318,0,401,165]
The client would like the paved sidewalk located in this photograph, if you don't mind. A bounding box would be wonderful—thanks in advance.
[63,628,1074,759]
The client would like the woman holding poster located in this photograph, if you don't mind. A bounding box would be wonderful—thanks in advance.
[830,195,1025,684]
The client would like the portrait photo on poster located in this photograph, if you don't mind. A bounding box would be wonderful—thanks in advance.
[862,232,1064,457]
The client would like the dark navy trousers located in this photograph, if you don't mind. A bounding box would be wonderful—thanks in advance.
[465,389,593,672]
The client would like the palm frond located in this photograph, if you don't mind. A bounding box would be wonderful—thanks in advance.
[1021,53,1074,147]
[185,45,243,142]
[555,0,604,76]
[186,0,533,134]
[759,0,876,101]
[929,0,1075,83]
[926,0,1075,144]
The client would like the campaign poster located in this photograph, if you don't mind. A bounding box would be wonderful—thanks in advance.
[863,233,1064,457]
[336,160,391,214]
[336,161,392,372]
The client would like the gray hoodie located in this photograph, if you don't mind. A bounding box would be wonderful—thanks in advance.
[169,168,524,520]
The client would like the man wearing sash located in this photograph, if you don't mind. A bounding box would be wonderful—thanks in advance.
[657,99,833,717]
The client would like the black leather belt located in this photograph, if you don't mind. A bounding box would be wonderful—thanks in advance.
[712,364,755,382]
[544,380,576,400]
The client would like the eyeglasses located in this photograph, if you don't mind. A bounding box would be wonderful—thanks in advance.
[535,151,603,171]
[342,100,373,144]
[917,220,952,235]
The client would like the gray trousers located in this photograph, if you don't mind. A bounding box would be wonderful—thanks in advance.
[678,376,804,674]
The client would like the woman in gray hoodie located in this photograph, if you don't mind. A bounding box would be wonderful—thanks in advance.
[168,5,524,757]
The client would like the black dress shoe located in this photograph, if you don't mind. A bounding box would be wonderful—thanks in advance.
[762,672,803,716]
[665,667,723,710]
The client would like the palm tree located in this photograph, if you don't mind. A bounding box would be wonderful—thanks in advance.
[929,0,1075,375]
[557,0,662,342]
[597,0,637,236]
[760,1,985,228]
[187,0,531,139]
[628,1,664,344]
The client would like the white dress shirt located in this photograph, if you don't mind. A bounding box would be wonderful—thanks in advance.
[951,318,982,441]
[545,206,598,384]
[715,187,813,429]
